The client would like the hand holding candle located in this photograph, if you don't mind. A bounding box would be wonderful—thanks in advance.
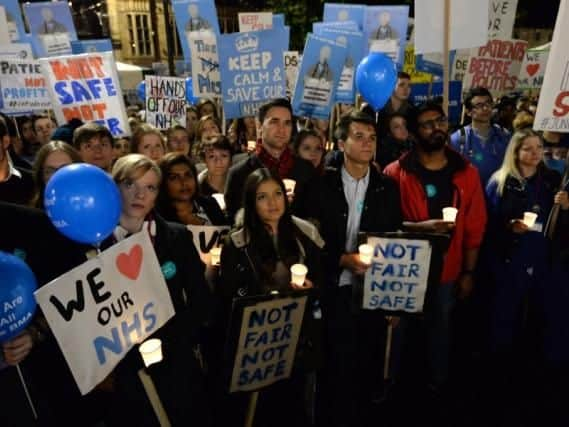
[523,212,537,228]
[290,263,308,287]
[442,207,458,223]
[139,339,163,368]
[358,244,373,265]
[210,247,221,266]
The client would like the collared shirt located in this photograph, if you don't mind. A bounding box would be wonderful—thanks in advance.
[1,153,22,183]
[339,165,370,287]
[450,124,510,187]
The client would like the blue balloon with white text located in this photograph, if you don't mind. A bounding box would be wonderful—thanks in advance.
[44,164,121,245]
[0,252,37,343]
[356,52,397,111]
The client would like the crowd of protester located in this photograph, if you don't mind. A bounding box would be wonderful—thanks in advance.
[1,71,569,427]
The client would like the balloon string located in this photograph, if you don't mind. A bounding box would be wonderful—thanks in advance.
[17,364,38,420]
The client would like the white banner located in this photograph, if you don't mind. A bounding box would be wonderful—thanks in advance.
[35,231,175,395]
[488,0,518,39]
[362,237,432,313]
[186,224,230,264]
[230,295,307,392]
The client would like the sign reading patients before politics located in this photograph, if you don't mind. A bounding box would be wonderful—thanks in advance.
[534,0,569,132]
[35,231,175,395]
[362,237,432,313]
[145,76,187,129]
[186,224,230,264]
[462,38,527,96]
[230,295,307,392]
[219,29,288,119]
[40,52,130,137]
[0,59,51,112]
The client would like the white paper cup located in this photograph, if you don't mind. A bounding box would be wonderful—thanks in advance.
[358,244,373,265]
[247,140,256,151]
[212,193,226,210]
[210,247,221,265]
[442,207,458,222]
[523,212,538,228]
[139,339,163,368]
[283,179,296,194]
[290,263,308,286]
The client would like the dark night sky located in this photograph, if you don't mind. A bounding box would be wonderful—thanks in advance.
[516,0,560,27]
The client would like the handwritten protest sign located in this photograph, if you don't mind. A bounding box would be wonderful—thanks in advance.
[415,0,488,54]
[451,49,471,81]
[145,76,187,129]
[35,231,175,395]
[238,12,273,32]
[364,6,409,67]
[0,59,51,112]
[316,27,365,104]
[323,3,365,30]
[188,31,221,98]
[462,38,527,96]
[517,47,549,91]
[186,224,230,264]
[40,52,129,136]
[362,237,432,313]
[2,0,27,42]
[219,29,288,119]
[229,295,307,392]
[488,0,518,39]
[284,51,300,98]
[534,0,569,132]
[24,1,78,57]
[292,34,347,119]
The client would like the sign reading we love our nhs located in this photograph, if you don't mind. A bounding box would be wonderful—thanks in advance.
[219,29,288,119]
[35,231,175,395]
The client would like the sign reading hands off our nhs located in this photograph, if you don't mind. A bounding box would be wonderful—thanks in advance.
[363,237,432,313]
[35,231,175,395]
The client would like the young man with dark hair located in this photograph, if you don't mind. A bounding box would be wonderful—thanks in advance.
[224,98,315,221]
[309,110,402,426]
[32,115,56,148]
[384,101,487,393]
[378,71,417,120]
[73,122,114,171]
[0,116,34,205]
[450,86,510,186]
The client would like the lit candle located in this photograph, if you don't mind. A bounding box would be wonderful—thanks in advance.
[523,212,537,228]
[139,339,163,368]
[358,244,373,265]
[442,207,458,222]
[283,179,296,194]
[210,247,222,265]
[290,263,308,286]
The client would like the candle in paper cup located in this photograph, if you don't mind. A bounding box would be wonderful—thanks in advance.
[523,212,538,228]
[212,193,226,210]
[290,263,308,286]
[283,179,296,194]
[442,207,458,222]
[358,244,373,264]
[139,339,163,368]
[247,140,256,151]
[210,247,221,265]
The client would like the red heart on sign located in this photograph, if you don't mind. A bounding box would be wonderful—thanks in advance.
[526,63,540,77]
[116,244,143,280]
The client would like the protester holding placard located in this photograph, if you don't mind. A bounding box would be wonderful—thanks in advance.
[104,154,212,425]
[156,152,227,226]
[384,102,487,394]
[32,140,81,208]
[130,123,166,162]
[307,111,402,426]
[216,168,324,427]
[450,87,510,187]
[32,114,56,150]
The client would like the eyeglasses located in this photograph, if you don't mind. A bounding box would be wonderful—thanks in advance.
[471,102,493,110]
[418,116,448,130]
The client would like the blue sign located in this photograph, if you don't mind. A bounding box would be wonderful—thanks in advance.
[323,3,365,30]
[291,34,347,120]
[410,81,463,124]
[316,28,365,105]
[273,14,285,28]
[363,6,409,68]
[219,29,288,119]
[172,0,221,63]
[313,21,359,34]
[71,39,113,54]
[2,0,27,42]
[415,51,458,77]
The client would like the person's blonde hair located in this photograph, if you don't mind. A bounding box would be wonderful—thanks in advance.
[512,111,534,131]
[112,153,162,184]
[130,123,166,154]
[490,128,543,196]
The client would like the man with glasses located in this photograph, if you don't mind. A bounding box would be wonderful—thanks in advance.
[73,123,114,172]
[450,87,510,186]
[384,102,487,396]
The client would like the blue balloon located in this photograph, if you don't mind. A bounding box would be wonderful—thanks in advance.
[44,164,122,245]
[185,77,198,105]
[0,252,37,343]
[137,80,146,102]
[355,52,398,111]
